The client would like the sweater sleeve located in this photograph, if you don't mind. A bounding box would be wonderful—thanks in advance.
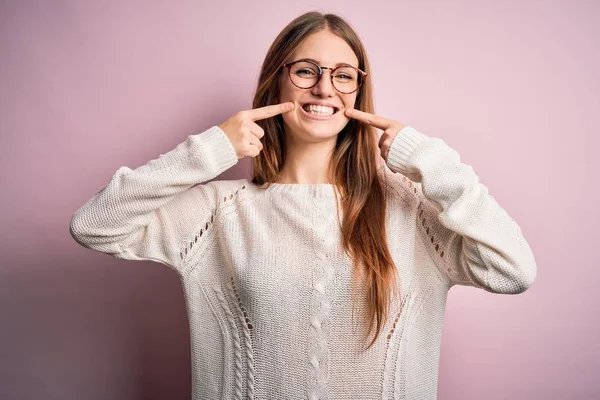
[69,125,239,271]
[385,126,537,293]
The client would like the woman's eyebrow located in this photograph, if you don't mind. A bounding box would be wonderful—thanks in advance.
[300,57,358,68]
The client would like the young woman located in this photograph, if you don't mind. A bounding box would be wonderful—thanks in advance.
[70,11,537,400]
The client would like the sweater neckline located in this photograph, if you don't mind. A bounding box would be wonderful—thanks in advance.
[250,180,338,198]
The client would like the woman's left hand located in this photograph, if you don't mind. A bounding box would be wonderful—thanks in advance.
[345,108,406,162]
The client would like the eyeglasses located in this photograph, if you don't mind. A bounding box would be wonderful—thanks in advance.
[282,58,367,94]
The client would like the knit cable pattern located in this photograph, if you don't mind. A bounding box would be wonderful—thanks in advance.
[306,196,337,400]
[226,276,256,399]
[213,283,244,399]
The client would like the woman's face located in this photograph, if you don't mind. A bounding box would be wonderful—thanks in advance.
[278,29,359,143]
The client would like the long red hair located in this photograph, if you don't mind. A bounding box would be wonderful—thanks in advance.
[251,11,399,351]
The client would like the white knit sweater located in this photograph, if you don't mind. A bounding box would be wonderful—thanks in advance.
[69,124,537,399]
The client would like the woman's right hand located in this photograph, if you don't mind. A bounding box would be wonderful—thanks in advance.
[218,102,295,159]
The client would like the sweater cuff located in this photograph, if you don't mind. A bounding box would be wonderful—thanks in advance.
[189,125,239,175]
[385,126,430,175]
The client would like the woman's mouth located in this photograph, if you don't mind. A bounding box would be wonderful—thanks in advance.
[300,103,341,120]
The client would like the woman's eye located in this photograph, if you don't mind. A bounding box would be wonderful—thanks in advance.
[296,69,316,76]
[334,68,357,81]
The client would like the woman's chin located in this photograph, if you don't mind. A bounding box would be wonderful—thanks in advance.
[283,115,344,141]
[299,123,342,140]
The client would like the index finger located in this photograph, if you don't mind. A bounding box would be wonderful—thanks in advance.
[247,102,295,121]
[345,108,393,130]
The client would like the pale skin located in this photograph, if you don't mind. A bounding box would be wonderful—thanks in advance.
[218,29,407,177]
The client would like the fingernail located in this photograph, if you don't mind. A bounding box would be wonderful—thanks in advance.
[345,108,353,115]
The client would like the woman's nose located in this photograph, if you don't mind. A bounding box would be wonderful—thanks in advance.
[311,69,335,97]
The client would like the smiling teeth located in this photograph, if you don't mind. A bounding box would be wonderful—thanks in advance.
[306,104,335,116]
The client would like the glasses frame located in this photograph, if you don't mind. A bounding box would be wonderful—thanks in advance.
[282,58,367,94]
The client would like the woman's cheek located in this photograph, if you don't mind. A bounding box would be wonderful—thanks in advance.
[281,112,295,129]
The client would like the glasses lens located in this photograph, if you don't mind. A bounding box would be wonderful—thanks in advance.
[289,61,320,89]
[332,66,360,93]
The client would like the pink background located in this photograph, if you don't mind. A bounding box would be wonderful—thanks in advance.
[1,0,598,399]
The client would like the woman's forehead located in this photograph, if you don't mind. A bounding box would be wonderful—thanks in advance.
[289,54,359,70]
[291,31,359,67]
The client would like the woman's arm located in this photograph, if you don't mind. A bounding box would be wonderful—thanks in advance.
[386,126,537,293]
[69,125,238,271]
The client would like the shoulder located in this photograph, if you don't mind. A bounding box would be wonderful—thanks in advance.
[380,163,444,214]
[188,178,255,214]
[191,177,249,199]
[378,164,420,210]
